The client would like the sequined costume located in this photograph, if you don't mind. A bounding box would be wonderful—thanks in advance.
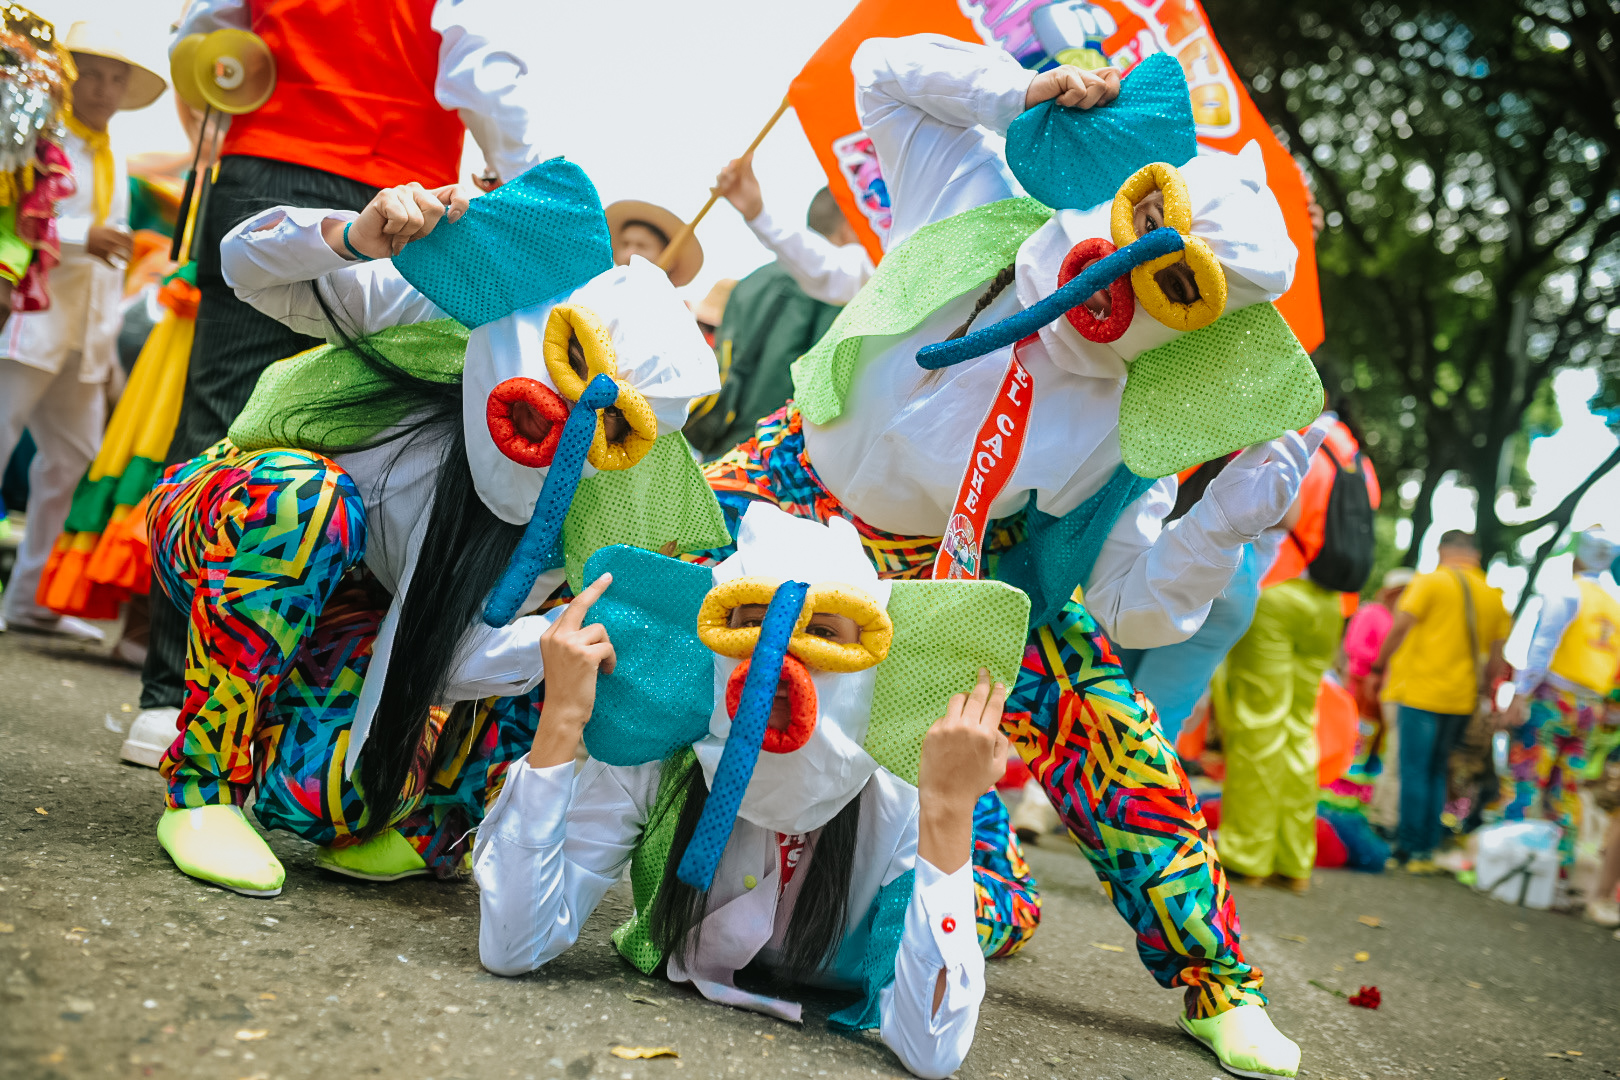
[689,407,1264,1016]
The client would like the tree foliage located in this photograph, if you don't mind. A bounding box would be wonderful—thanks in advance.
[1210,0,1620,564]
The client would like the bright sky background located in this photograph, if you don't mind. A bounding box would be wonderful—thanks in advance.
[47,0,861,305]
[48,0,1620,658]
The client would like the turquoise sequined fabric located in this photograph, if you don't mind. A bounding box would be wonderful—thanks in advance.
[393,158,614,329]
[1004,51,1197,211]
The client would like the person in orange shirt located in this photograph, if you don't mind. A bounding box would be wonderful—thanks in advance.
[1214,409,1379,892]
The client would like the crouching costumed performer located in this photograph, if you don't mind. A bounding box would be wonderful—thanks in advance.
[696,34,1330,1077]
[477,504,1041,1079]
[147,161,725,898]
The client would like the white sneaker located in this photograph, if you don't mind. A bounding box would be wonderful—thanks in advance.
[5,611,106,642]
[1585,895,1620,928]
[121,707,181,768]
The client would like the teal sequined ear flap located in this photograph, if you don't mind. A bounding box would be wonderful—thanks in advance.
[1004,51,1197,212]
[865,580,1030,785]
[577,545,715,767]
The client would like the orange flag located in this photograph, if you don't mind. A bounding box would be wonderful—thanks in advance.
[787,0,1323,351]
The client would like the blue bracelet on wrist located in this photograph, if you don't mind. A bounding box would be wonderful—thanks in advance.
[342,220,372,262]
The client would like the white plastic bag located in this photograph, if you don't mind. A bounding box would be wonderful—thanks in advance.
[1473,820,1563,909]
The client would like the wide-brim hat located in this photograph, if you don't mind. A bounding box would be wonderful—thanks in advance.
[64,22,166,110]
[604,199,703,287]
[692,277,737,327]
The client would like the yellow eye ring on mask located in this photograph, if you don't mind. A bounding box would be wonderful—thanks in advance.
[587,381,658,471]
[543,303,618,402]
[695,576,811,659]
[788,583,894,673]
[1109,162,1227,332]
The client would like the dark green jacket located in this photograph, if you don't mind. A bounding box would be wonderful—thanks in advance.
[683,262,842,458]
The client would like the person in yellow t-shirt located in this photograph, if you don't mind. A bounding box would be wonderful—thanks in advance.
[1499,528,1620,878]
[1370,531,1510,871]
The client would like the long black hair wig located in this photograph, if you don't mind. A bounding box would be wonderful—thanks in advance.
[647,754,864,982]
[285,287,525,839]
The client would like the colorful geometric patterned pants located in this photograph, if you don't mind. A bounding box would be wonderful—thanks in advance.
[971,784,1042,959]
[696,407,1263,1017]
[146,441,539,876]
[1499,683,1601,868]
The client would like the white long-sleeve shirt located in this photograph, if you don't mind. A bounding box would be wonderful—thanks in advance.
[175,0,544,183]
[744,209,873,306]
[474,758,983,1079]
[1,126,127,382]
[1514,572,1604,698]
[800,36,1255,648]
[218,206,562,769]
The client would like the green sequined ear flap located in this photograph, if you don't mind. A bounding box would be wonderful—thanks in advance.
[865,580,1030,786]
[561,432,730,591]
[578,545,715,767]
[1119,302,1324,479]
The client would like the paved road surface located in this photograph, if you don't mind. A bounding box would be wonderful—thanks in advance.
[2,628,1617,1080]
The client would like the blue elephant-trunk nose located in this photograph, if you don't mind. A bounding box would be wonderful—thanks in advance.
[483,373,619,628]
[676,579,810,891]
[915,225,1184,370]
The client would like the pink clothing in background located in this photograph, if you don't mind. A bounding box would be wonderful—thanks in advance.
[1343,602,1394,678]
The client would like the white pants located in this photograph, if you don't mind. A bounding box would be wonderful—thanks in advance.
[0,351,105,621]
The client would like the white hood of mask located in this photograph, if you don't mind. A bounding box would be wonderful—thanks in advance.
[1015,140,1298,380]
[461,255,720,525]
[692,507,893,835]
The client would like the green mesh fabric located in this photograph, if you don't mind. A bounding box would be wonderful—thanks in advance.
[1119,302,1324,479]
[562,433,730,592]
[866,581,1031,785]
[790,198,1053,424]
[228,320,469,453]
[611,749,697,974]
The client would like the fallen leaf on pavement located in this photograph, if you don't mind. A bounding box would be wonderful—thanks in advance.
[625,993,663,1006]
[1462,980,1483,989]
[1353,951,1370,962]
[1566,1051,1583,1056]
[34,808,47,815]
[258,992,276,1000]
[1356,915,1382,928]
[234,1030,267,1042]
[0,923,13,933]
[1279,934,1308,944]
[611,1046,677,1060]
[1088,942,1126,952]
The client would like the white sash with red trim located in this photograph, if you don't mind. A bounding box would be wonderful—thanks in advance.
[931,336,1037,581]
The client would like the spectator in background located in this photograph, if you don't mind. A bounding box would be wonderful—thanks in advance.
[1372,530,1510,873]
[684,174,871,458]
[713,151,873,305]
[127,0,546,768]
[1214,413,1378,893]
[1343,567,1415,831]
[1499,528,1620,874]
[0,23,164,640]
[603,200,703,287]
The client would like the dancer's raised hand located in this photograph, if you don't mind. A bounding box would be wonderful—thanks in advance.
[917,669,1011,874]
[528,573,617,768]
[1025,63,1120,110]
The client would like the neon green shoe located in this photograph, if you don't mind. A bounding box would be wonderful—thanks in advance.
[314,829,428,882]
[157,806,285,897]
[1180,1005,1301,1078]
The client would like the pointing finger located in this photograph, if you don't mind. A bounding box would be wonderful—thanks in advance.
[557,572,613,633]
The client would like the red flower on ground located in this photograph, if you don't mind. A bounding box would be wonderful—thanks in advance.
[1348,985,1381,1009]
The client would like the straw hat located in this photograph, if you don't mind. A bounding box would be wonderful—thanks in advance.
[692,278,737,327]
[63,22,167,111]
[604,199,703,288]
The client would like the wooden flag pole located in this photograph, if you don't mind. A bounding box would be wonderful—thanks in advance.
[657,95,792,273]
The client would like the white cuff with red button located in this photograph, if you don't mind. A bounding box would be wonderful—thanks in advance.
[911,857,980,970]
